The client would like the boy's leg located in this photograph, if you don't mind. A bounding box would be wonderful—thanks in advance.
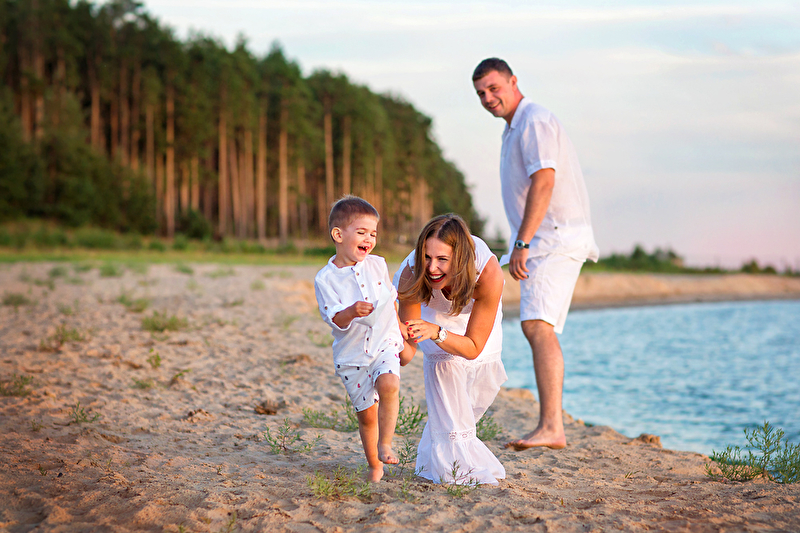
[356,404,384,482]
[375,373,400,464]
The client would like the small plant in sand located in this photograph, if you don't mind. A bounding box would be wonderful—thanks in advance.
[207,267,236,279]
[56,301,78,316]
[132,378,156,389]
[706,421,800,484]
[72,263,93,273]
[2,292,31,310]
[307,465,372,500]
[263,417,320,455]
[280,314,299,330]
[302,407,340,430]
[186,279,201,292]
[40,324,87,350]
[48,266,68,278]
[0,373,35,397]
[30,419,44,432]
[142,311,187,333]
[70,401,100,424]
[396,396,426,436]
[170,369,191,385]
[222,298,244,308]
[444,460,480,498]
[217,511,238,533]
[99,263,124,277]
[306,330,333,348]
[125,262,149,275]
[147,349,162,369]
[392,436,421,479]
[117,292,151,313]
[33,277,55,290]
[250,279,265,291]
[476,411,503,442]
[174,263,194,275]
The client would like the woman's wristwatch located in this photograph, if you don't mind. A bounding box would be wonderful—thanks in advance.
[432,326,448,344]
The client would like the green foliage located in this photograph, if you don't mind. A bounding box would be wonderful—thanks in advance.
[70,401,100,424]
[740,259,778,275]
[147,349,162,369]
[585,245,688,273]
[476,412,503,442]
[263,417,320,455]
[41,324,87,350]
[396,396,426,436]
[99,263,123,277]
[207,267,236,279]
[307,465,372,500]
[116,293,150,313]
[706,422,800,484]
[142,311,188,332]
[444,460,480,497]
[172,234,189,251]
[174,263,194,275]
[2,292,31,309]
[132,378,156,390]
[0,373,35,397]
[179,210,213,240]
[302,397,359,432]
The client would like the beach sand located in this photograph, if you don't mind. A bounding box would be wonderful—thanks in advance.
[1,262,799,532]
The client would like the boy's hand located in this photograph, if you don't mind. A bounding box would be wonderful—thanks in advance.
[332,301,374,329]
[349,301,375,318]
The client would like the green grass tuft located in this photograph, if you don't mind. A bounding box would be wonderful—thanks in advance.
[0,374,35,397]
[142,311,187,332]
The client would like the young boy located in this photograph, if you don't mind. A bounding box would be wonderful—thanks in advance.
[314,195,412,482]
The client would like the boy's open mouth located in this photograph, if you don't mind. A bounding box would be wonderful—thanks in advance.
[358,245,370,253]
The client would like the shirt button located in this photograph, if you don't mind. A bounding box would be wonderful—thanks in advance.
[361,284,365,287]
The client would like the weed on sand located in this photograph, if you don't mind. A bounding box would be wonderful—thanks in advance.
[0,374,35,397]
[707,422,800,484]
[142,311,187,333]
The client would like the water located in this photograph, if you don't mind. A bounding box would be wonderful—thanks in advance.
[501,300,800,455]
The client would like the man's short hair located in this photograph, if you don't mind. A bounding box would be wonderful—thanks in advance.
[328,195,379,232]
[472,58,513,81]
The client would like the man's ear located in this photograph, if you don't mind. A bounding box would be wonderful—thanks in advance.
[331,227,343,243]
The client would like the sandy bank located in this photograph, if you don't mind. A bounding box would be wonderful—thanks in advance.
[1,262,798,532]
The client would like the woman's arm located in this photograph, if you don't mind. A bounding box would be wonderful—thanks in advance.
[404,256,504,360]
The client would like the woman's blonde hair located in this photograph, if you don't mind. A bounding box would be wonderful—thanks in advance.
[399,214,477,315]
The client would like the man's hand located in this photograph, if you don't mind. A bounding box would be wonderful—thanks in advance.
[509,247,530,281]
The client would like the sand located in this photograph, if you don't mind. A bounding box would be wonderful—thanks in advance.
[1,261,798,532]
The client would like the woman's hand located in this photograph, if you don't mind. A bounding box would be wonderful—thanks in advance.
[404,319,439,343]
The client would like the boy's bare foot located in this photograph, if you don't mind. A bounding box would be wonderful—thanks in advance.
[368,465,385,482]
[504,429,566,451]
[377,444,399,464]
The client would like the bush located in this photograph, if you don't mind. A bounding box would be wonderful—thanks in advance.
[172,234,189,251]
[179,209,213,240]
[148,240,166,252]
[74,227,120,249]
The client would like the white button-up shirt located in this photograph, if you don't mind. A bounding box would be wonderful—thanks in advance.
[314,255,403,367]
[500,98,599,263]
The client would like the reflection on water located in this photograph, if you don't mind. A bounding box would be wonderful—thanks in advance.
[501,300,800,454]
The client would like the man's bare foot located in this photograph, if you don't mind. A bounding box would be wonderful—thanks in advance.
[504,429,566,451]
[367,465,384,482]
[378,444,399,464]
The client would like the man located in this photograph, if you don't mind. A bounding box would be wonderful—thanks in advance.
[473,58,599,450]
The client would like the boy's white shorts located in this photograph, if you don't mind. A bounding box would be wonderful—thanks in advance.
[335,352,401,412]
[519,254,584,334]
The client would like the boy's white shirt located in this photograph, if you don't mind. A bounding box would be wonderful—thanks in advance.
[314,255,403,367]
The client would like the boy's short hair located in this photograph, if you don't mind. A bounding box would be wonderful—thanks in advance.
[328,195,379,232]
[472,58,513,81]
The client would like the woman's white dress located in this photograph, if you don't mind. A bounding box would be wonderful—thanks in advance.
[394,236,508,485]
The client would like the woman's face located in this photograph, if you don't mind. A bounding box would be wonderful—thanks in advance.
[424,237,453,290]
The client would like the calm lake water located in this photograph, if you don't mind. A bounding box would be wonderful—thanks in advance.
[501,299,800,455]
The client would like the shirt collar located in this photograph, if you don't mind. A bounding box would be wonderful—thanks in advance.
[506,97,531,132]
[328,255,365,275]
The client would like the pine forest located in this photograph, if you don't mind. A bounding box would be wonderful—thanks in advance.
[0,0,484,247]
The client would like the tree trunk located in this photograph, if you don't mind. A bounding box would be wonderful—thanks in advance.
[317,178,327,234]
[180,160,190,215]
[278,106,289,243]
[243,129,254,238]
[32,1,44,141]
[204,148,214,222]
[256,107,267,240]
[342,115,351,195]
[18,46,31,141]
[228,136,241,238]
[165,84,175,238]
[155,153,164,230]
[191,156,200,211]
[374,154,383,219]
[218,95,229,236]
[53,51,66,128]
[90,55,102,152]
[297,160,308,239]
[145,103,154,182]
[119,60,129,166]
[323,99,334,209]
[130,63,141,171]
[110,96,119,159]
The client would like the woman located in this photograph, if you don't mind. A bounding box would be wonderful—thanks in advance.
[394,214,507,485]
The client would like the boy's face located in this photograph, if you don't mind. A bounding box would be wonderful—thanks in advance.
[331,215,378,266]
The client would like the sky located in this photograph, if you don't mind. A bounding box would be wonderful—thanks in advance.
[134,0,800,269]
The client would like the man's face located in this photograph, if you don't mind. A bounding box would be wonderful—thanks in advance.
[473,70,519,122]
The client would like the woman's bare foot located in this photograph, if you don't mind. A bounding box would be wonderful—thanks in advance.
[377,444,399,464]
[367,465,385,482]
[504,429,566,451]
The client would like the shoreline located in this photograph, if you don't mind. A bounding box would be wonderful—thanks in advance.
[2,262,799,532]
